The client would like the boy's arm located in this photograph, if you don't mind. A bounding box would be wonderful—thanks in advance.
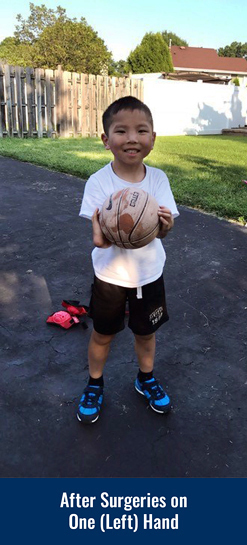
[92,208,112,248]
[156,206,174,239]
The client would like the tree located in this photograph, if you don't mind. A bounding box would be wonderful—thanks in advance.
[218,41,247,59]
[109,59,129,76]
[126,32,173,73]
[162,31,188,47]
[32,19,112,74]
[1,3,113,74]
[0,37,33,66]
[14,3,70,43]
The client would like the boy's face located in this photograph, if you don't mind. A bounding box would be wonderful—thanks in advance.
[101,109,156,168]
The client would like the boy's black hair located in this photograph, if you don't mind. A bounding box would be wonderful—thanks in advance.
[102,95,153,135]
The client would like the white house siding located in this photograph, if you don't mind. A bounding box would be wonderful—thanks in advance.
[139,78,247,135]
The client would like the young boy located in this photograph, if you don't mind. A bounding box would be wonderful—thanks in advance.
[78,96,179,424]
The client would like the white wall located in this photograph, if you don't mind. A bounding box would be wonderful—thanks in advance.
[141,78,247,136]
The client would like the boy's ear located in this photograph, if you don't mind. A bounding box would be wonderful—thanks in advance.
[101,133,110,150]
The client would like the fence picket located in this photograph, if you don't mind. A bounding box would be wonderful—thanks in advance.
[15,66,24,137]
[26,67,36,136]
[62,71,70,137]
[89,74,96,137]
[80,73,87,137]
[54,66,62,136]
[72,72,79,136]
[45,69,55,137]
[96,75,104,136]
[36,68,44,137]
[4,65,13,136]
[0,64,6,136]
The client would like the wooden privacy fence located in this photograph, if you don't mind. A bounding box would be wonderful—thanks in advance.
[0,65,143,138]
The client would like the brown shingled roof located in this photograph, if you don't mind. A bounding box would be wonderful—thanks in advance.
[171,46,247,75]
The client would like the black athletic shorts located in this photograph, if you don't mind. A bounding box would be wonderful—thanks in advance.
[89,275,169,336]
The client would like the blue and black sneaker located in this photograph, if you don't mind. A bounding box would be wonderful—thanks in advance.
[77,384,103,424]
[135,376,171,414]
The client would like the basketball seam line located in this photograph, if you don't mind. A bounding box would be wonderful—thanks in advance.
[128,192,148,243]
[101,219,115,243]
[121,189,145,249]
[117,189,127,248]
[128,192,157,247]
[131,221,160,243]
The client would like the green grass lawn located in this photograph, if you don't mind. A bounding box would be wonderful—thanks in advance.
[0,134,247,223]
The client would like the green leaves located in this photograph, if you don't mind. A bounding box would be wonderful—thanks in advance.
[0,37,33,66]
[162,31,188,47]
[14,3,69,43]
[0,3,113,74]
[127,32,174,74]
[218,41,247,59]
[32,20,111,73]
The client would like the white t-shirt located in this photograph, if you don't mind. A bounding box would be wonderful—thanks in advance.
[79,162,179,288]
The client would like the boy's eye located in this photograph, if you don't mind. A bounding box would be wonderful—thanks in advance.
[139,129,148,133]
[115,129,125,133]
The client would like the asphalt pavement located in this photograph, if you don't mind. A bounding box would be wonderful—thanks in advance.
[1,155,246,478]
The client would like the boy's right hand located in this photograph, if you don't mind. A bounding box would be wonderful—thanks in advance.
[92,208,112,248]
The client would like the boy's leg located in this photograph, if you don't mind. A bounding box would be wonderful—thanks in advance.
[88,329,115,378]
[128,277,171,414]
[134,333,156,373]
[77,329,114,424]
[77,276,126,425]
[134,332,171,414]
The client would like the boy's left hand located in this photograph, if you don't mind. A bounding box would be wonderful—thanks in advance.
[157,206,174,238]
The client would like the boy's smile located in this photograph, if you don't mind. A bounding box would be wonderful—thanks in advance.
[101,109,156,180]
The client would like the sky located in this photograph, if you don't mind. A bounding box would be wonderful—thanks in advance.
[1,0,247,61]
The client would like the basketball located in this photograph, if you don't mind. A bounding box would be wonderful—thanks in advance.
[99,188,160,249]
